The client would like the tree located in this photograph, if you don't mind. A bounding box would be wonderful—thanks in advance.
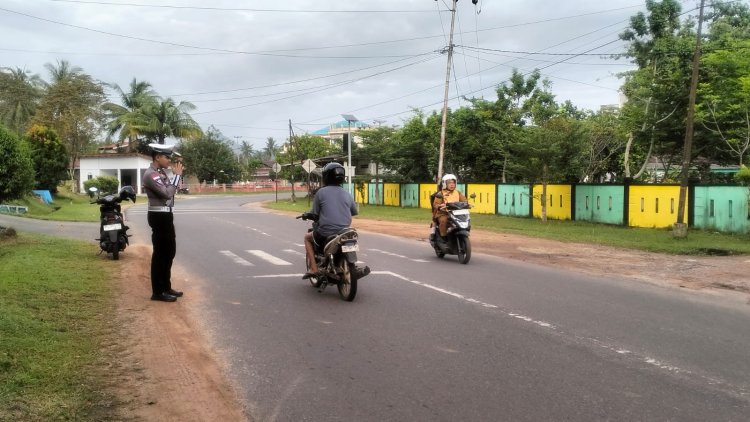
[465,69,557,182]
[0,125,34,202]
[261,137,280,161]
[103,78,158,151]
[579,111,628,182]
[132,97,202,144]
[32,60,107,185]
[178,126,239,184]
[24,125,69,192]
[514,116,586,221]
[618,0,697,180]
[357,126,397,202]
[0,67,44,135]
[388,111,436,182]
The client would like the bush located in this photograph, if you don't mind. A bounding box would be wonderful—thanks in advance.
[83,176,119,196]
[0,125,34,202]
[734,165,750,186]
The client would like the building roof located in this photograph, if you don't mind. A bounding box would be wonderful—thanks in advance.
[312,120,370,136]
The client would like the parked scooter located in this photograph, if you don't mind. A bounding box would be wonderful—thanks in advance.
[296,212,370,301]
[89,186,136,260]
[429,201,472,264]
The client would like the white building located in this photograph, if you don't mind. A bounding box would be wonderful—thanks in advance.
[78,153,152,194]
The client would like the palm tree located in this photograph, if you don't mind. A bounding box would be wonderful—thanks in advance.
[103,78,158,150]
[134,97,202,144]
[263,137,279,161]
[44,59,83,84]
[0,67,45,134]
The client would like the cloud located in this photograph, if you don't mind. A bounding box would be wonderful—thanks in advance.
[0,0,647,149]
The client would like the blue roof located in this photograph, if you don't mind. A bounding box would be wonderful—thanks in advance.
[312,120,370,136]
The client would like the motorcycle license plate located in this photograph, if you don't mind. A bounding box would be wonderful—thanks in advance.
[452,209,469,215]
[341,243,359,252]
[103,223,122,231]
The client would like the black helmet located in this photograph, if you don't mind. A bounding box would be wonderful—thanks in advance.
[119,185,137,203]
[322,162,346,186]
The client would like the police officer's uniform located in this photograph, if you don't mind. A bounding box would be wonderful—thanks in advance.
[143,144,183,301]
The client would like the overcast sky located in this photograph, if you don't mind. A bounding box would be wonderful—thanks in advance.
[0,0,700,150]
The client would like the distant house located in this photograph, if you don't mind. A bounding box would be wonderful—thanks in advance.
[78,153,152,193]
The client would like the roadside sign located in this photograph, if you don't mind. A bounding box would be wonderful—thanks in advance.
[301,159,317,173]
[272,163,281,173]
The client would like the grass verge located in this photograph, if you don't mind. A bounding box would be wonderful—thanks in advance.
[264,199,750,255]
[0,233,117,420]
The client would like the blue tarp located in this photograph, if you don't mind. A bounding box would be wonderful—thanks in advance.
[32,190,53,204]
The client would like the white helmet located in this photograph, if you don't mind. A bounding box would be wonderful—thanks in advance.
[441,173,457,184]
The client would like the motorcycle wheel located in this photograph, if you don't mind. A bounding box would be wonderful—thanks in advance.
[434,247,445,258]
[337,260,357,302]
[457,237,471,264]
[305,255,322,288]
[112,240,120,260]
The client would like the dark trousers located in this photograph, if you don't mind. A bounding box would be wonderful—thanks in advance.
[147,212,176,295]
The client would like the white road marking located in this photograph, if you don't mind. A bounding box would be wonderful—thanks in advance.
[246,250,293,265]
[283,249,306,257]
[219,250,254,266]
[369,248,429,262]
[370,270,740,394]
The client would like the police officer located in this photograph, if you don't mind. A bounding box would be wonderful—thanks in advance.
[143,143,184,302]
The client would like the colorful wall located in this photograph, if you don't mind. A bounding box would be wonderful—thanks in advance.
[628,185,686,228]
[497,184,531,217]
[532,184,572,220]
[574,185,625,225]
[339,181,749,234]
[693,186,749,234]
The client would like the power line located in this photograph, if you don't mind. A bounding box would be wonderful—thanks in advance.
[0,6,433,59]
[47,0,438,13]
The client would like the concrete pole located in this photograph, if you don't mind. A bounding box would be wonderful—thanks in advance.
[437,0,458,186]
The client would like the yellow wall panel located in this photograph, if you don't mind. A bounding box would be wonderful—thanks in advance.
[355,183,368,204]
[466,184,496,214]
[384,183,400,206]
[628,185,686,228]
[532,184,572,220]
[419,183,437,209]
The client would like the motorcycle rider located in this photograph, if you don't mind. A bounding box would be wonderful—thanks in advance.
[302,162,358,279]
[432,173,467,242]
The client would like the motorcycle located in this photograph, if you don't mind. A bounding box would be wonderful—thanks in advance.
[89,186,136,260]
[429,201,472,264]
[296,212,370,301]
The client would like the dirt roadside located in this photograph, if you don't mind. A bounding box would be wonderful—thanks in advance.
[107,206,750,421]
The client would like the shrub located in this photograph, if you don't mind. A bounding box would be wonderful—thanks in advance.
[0,125,34,202]
[83,176,119,196]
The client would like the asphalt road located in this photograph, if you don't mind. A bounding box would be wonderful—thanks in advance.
[7,195,750,421]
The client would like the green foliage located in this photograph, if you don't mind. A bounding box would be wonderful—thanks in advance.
[178,125,239,184]
[0,67,44,135]
[83,175,119,195]
[130,97,202,144]
[24,125,69,192]
[734,165,750,186]
[0,125,34,202]
[31,60,107,172]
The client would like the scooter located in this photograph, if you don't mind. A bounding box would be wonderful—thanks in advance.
[89,186,136,260]
[429,201,472,264]
[296,212,370,301]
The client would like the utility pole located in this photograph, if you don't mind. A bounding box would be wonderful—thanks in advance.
[673,0,706,238]
[437,0,458,187]
[288,119,296,203]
